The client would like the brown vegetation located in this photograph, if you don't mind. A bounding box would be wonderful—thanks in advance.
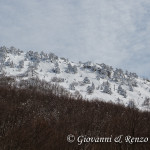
[0,77,150,150]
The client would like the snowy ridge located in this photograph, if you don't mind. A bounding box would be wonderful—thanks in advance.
[0,46,150,111]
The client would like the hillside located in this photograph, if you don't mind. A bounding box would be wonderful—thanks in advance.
[0,46,150,111]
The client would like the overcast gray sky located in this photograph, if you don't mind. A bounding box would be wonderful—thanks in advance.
[0,0,150,78]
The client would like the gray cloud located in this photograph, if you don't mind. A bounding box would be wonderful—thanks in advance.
[0,0,150,77]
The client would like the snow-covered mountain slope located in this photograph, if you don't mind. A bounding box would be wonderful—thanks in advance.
[0,46,150,111]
